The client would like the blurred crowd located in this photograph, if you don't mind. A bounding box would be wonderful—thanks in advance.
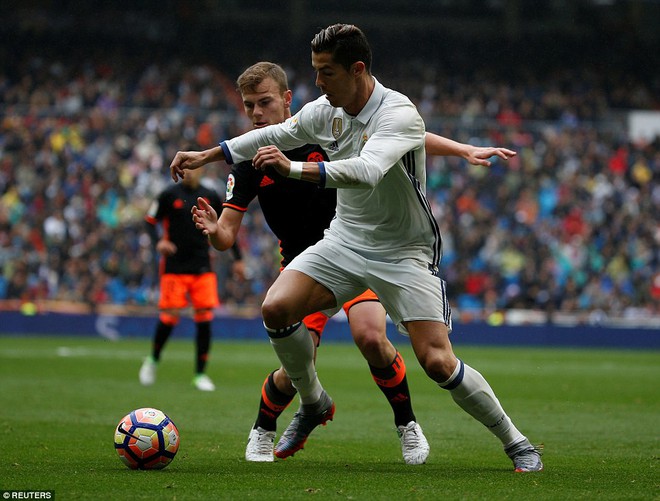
[0,50,658,323]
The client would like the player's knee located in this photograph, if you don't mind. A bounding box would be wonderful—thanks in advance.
[353,328,391,359]
[418,352,458,383]
[261,296,292,329]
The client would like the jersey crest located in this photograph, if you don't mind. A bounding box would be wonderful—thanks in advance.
[332,117,343,139]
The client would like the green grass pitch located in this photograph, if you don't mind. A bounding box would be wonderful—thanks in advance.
[0,334,658,500]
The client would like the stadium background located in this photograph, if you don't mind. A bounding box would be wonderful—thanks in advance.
[0,1,658,342]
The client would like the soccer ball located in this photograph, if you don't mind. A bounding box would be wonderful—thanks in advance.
[114,407,180,470]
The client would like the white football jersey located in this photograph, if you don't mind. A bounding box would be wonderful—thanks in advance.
[223,78,442,267]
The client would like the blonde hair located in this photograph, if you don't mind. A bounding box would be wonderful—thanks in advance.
[236,62,289,95]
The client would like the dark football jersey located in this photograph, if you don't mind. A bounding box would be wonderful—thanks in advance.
[146,182,223,274]
[223,144,337,267]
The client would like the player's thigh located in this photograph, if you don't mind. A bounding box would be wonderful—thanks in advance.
[406,320,457,381]
[189,272,219,310]
[263,269,336,324]
[158,274,189,310]
[345,294,387,343]
[367,258,452,335]
[285,238,367,313]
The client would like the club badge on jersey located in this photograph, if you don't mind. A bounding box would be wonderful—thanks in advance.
[332,117,343,139]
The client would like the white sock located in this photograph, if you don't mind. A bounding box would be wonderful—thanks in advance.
[266,322,323,404]
[440,360,524,447]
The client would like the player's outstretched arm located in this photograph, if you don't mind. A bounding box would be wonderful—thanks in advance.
[170,146,226,182]
[425,132,516,167]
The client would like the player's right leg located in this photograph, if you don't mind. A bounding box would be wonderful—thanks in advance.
[261,269,337,459]
[246,327,320,462]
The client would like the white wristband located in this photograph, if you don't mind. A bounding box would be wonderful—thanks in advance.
[288,161,303,180]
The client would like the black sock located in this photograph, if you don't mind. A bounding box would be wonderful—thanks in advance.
[195,321,211,374]
[370,351,416,427]
[152,321,174,361]
[254,371,296,432]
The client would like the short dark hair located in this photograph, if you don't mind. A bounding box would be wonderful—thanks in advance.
[311,24,372,73]
[236,62,289,95]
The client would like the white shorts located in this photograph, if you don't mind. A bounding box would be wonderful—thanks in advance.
[286,238,452,335]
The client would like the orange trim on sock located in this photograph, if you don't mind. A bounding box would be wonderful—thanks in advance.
[159,313,180,326]
[372,351,407,388]
[194,310,213,323]
[261,377,291,413]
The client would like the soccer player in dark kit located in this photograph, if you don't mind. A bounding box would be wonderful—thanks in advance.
[140,165,242,391]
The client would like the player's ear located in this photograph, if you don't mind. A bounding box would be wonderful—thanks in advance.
[352,61,366,77]
[283,90,293,108]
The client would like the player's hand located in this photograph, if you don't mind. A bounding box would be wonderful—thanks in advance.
[191,197,219,236]
[464,146,516,167]
[170,151,205,182]
[252,145,291,176]
[156,239,177,256]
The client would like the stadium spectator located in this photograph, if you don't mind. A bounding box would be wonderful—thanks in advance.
[0,39,657,324]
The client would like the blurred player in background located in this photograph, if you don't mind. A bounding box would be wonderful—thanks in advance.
[178,23,542,472]
[139,164,243,391]
[192,62,518,463]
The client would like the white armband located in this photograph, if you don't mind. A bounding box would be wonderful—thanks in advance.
[288,161,303,180]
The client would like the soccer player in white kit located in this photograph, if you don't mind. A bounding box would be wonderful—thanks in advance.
[172,24,543,472]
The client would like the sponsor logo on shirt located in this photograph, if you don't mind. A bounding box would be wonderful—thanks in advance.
[260,176,275,187]
[307,152,325,163]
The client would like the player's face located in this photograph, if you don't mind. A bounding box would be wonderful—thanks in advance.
[241,77,292,128]
[312,52,358,112]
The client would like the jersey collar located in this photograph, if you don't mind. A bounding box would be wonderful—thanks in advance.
[344,77,384,125]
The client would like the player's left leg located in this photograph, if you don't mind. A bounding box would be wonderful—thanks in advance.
[406,320,543,472]
[139,311,179,386]
[190,273,220,391]
[371,258,542,472]
[141,273,188,385]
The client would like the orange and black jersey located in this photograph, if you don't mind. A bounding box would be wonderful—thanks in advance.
[145,182,223,274]
[223,144,336,267]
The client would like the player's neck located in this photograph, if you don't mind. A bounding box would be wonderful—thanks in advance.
[344,75,374,116]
